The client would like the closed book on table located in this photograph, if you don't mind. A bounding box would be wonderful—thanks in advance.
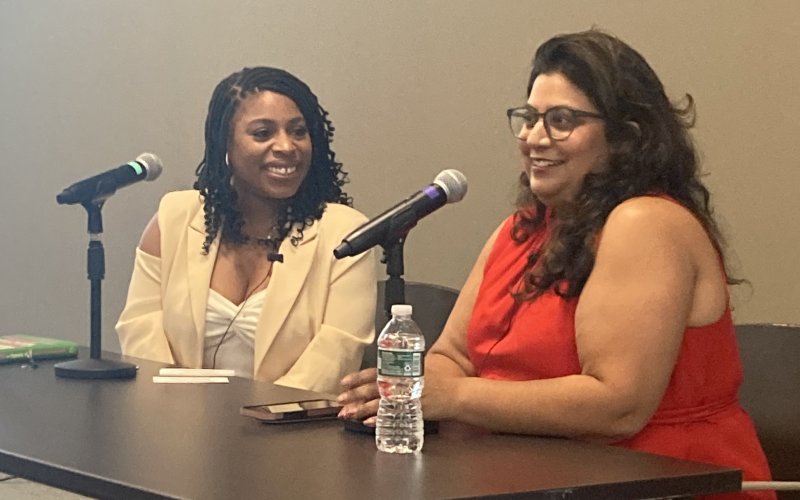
[0,335,79,364]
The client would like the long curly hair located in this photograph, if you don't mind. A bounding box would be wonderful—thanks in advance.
[193,66,351,253]
[514,29,735,300]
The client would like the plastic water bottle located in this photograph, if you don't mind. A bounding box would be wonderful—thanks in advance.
[376,304,425,453]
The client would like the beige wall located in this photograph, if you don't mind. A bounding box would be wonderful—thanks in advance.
[1,0,798,350]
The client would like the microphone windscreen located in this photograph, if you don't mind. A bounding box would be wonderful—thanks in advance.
[434,169,467,203]
[136,152,164,181]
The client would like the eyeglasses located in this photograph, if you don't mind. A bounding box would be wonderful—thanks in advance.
[506,105,605,141]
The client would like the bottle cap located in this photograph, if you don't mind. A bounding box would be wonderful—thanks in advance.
[390,304,413,316]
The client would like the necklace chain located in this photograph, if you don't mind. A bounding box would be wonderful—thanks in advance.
[241,223,280,249]
[243,235,279,248]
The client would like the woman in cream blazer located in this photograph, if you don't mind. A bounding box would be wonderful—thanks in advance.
[116,67,377,395]
[117,191,376,395]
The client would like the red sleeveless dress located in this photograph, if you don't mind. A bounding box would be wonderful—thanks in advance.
[467,213,774,500]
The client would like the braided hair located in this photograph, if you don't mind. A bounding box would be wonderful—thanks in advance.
[193,66,351,253]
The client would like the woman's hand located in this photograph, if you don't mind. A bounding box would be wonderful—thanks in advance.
[337,368,379,426]
[419,372,462,422]
[338,366,461,426]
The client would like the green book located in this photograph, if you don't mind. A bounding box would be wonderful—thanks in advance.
[0,335,79,364]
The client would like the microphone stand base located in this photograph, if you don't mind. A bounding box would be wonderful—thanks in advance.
[54,358,138,380]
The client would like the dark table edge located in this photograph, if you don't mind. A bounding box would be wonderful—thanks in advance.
[1,450,174,500]
[466,469,742,499]
[2,448,742,500]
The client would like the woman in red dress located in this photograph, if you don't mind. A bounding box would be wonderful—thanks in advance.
[339,29,773,499]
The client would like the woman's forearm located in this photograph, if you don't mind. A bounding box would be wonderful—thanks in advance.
[434,373,650,443]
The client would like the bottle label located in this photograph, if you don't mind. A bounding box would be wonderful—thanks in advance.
[377,349,424,377]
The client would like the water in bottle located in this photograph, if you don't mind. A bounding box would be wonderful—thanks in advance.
[376,304,425,453]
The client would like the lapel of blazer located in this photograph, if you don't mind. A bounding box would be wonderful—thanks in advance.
[187,205,218,367]
[253,222,320,375]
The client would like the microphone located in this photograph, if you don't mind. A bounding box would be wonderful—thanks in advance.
[56,152,163,205]
[333,169,467,259]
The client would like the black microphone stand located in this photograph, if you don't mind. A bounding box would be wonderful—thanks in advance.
[54,199,137,379]
[380,237,407,323]
[343,215,413,435]
[377,207,422,322]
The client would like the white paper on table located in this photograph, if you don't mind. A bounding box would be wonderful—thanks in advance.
[152,376,229,384]
[158,368,236,377]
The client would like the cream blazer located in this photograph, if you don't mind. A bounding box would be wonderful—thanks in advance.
[116,190,377,395]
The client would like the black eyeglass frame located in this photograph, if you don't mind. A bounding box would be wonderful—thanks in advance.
[506,105,605,141]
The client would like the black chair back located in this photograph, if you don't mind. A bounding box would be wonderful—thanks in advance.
[361,281,459,369]
[736,323,800,497]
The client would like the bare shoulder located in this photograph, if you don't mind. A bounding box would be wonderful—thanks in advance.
[603,196,709,248]
[462,217,508,278]
[138,212,161,257]
[592,198,726,327]
[136,191,199,258]
[480,219,506,257]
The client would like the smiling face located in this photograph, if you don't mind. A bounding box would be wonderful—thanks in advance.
[227,90,312,204]
[517,72,609,209]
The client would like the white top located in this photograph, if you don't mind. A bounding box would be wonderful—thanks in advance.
[203,288,268,378]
